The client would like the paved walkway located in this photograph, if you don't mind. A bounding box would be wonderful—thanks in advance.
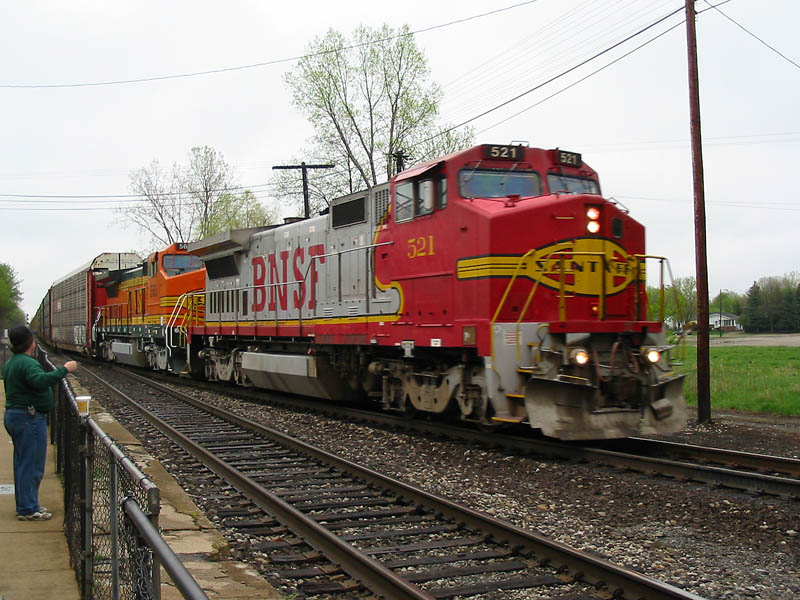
[0,387,81,600]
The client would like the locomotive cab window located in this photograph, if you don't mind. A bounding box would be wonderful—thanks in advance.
[162,254,202,276]
[459,169,541,199]
[415,179,434,217]
[546,174,600,195]
[395,177,444,223]
[395,182,414,222]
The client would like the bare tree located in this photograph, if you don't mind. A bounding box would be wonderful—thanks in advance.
[121,147,277,248]
[183,146,236,239]
[125,160,194,247]
[276,24,473,214]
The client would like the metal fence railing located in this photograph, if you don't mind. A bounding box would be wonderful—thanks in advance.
[37,346,208,600]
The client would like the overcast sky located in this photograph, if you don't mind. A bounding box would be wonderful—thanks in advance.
[1,0,797,318]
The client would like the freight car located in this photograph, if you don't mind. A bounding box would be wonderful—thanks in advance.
[31,252,142,354]
[171,143,687,440]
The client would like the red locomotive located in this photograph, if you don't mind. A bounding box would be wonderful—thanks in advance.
[34,143,687,440]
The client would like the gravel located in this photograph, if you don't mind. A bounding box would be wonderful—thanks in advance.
[78,373,800,600]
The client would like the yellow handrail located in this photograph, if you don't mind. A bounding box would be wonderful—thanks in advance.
[489,247,677,370]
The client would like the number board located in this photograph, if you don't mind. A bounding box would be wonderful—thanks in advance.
[555,149,582,167]
[483,144,525,161]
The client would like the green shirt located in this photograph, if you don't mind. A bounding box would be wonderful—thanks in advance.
[3,353,68,413]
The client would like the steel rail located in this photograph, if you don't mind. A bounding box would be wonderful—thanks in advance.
[128,368,800,499]
[602,437,800,478]
[106,367,707,600]
[82,367,435,600]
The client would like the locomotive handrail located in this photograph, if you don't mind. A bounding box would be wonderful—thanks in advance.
[172,240,394,339]
[165,292,192,356]
[490,247,678,369]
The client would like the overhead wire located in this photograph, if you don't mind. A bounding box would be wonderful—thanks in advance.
[702,0,800,71]
[411,4,686,151]
[458,0,733,138]
[0,1,541,89]
[441,0,675,121]
[2,0,772,212]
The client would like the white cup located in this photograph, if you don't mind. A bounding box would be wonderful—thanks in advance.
[76,396,91,416]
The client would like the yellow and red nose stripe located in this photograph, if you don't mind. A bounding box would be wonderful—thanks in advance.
[456,239,644,296]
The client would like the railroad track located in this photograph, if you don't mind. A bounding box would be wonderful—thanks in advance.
[136,368,800,500]
[81,365,706,600]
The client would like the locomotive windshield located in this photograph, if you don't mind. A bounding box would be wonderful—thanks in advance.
[546,174,600,195]
[162,254,202,276]
[458,169,541,199]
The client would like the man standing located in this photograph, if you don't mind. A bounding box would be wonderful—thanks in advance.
[3,326,77,520]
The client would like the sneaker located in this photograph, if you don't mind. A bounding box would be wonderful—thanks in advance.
[16,506,48,516]
[18,510,53,521]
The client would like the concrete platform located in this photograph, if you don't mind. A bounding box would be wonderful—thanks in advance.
[1,372,281,600]
[0,387,81,600]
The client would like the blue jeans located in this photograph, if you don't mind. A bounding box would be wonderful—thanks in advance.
[4,408,48,516]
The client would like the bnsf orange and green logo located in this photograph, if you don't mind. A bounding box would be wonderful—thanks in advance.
[456,238,643,296]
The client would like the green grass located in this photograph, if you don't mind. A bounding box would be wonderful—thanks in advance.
[672,345,800,415]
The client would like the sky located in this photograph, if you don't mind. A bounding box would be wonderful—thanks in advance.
[1,0,798,318]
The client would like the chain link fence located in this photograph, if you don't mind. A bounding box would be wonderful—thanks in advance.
[39,347,208,600]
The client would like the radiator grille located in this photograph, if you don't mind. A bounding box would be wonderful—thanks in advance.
[374,188,390,225]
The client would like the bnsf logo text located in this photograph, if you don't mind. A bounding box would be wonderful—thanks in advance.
[251,244,326,312]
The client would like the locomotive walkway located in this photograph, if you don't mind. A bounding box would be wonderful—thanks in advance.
[0,387,80,600]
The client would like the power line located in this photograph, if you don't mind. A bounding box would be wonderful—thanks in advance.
[441,0,676,122]
[413,4,685,150]
[703,0,800,71]
[468,0,732,137]
[615,195,800,212]
[0,1,540,89]
[476,18,684,135]
[0,182,272,199]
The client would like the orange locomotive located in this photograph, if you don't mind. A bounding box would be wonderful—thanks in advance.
[31,243,205,373]
[92,242,205,372]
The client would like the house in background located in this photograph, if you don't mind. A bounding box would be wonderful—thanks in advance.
[709,311,741,331]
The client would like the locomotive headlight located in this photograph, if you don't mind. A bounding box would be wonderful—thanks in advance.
[586,206,601,234]
[646,348,661,363]
[570,348,590,366]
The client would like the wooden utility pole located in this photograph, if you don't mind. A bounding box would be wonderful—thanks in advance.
[272,162,334,219]
[685,0,711,423]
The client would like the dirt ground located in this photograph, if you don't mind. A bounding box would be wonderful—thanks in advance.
[704,332,800,346]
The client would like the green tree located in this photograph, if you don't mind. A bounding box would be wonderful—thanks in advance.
[741,282,768,332]
[277,24,474,213]
[775,286,800,331]
[121,147,277,248]
[759,273,800,332]
[710,289,744,318]
[203,190,277,237]
[0,263,26,330]
[647,276,697,329]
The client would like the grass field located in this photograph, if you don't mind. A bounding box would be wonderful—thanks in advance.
[672,345,800,415]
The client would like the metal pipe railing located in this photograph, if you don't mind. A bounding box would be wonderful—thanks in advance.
[37,346,204,600]
[123,498,209,600]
